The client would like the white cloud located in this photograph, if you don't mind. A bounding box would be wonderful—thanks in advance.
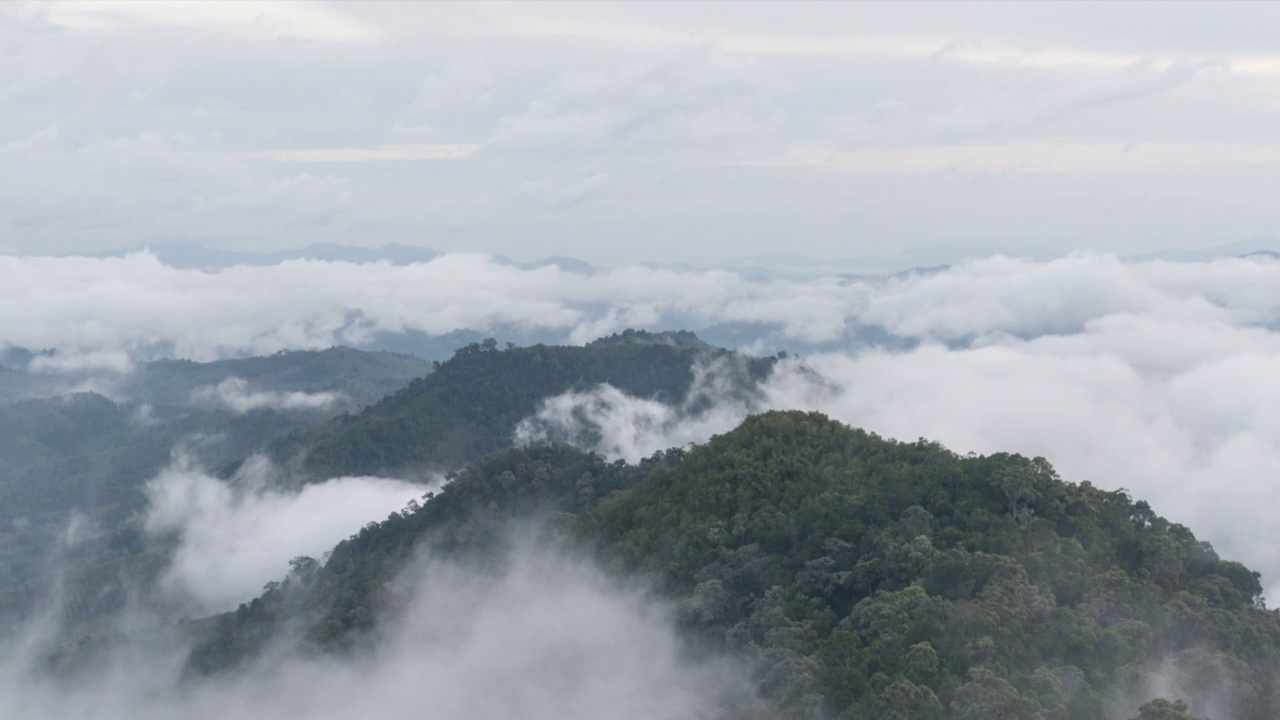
[516,357,763,462]
[191,377,342,413]
[7,247,1280,603]
[144,454,430,613]
[3,251,1280,360]
[27,348,135,374]
[514,315,1280,602]
[0,541,746,720]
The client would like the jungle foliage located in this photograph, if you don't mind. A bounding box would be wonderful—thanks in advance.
[192,411,1275,719]
[289,329,775,477]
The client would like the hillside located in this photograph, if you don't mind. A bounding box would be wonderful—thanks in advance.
[286,330,774,477]
[187,411,1276,719]
[0,347,430,628]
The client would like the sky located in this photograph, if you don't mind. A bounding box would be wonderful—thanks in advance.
[2,1,1279,266]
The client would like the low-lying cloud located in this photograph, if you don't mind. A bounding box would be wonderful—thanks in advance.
[515,357,767,462]
[519,335,1280,603]
[144,455,430,613]
[191,377,343,414]
[10,249,1280,601]
[0,542,747,720]
[4,251,1279,365]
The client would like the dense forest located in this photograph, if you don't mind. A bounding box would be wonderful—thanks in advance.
[0,347,431,628]
[0,332,770,630]
[190,411,1271,720]
[284,329,776,478]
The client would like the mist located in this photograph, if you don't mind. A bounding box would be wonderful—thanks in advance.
[5,251,1279,366]
[9,250,1280,600]
[0,541,748,720]
[189,377,344,414]
[519,336,1280,603]
[515,356,766,462]
[143,454,430,614]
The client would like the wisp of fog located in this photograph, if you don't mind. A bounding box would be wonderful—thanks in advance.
[144,454,430,614]
[0,541,748,720]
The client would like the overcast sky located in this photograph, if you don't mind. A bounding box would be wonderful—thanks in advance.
[3,1,1279,265]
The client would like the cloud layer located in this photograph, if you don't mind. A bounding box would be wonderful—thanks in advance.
[4,3,1280,262]
[4,251,1279,362]
[8,250,1280,600]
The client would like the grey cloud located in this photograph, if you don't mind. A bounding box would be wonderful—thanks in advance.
[402,62,501,134]
[484,45,780,154]
[5,4,1280,262]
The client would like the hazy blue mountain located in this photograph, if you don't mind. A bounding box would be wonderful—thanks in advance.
[1124,237,1280,263]
[0,347,431,627]
[84,241,442,269]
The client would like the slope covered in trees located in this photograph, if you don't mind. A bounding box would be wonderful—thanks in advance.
[287,330,775,478]
[0,347,430,628]
[189,411,1278,720]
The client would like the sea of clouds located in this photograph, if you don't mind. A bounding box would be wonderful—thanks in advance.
[5,250,1280,600]
[3,249,1278,716]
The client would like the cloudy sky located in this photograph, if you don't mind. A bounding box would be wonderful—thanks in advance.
[3,1,1279,266]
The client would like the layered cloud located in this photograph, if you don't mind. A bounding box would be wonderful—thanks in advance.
[4,251,1279,364]
[5,3,1280,262]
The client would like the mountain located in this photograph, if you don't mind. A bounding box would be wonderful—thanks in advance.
[78,241,598,275]
[0,332,771,630]
[280,329,774,478]
[1124,238,1280,263]
[0,347,431,627]
[185,411,1279,720]
[84,242,443,269]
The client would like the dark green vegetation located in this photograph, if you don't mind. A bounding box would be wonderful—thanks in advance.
[0,347,430,627]
[2,331,768,630]
[193,411,1278,720]
[285,329,775,477]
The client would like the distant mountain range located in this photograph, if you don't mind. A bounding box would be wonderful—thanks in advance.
[1123,238,1280,263]
[80,241,595,273]
[67,239,1280,279]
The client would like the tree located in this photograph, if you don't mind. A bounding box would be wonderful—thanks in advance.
[880,679,943,720]
[1128,699,1206,720]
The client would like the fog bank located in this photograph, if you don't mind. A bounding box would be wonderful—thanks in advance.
[0,544,747,720]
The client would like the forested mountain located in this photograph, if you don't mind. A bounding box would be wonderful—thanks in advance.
[188,411,1273,720]
[1,332,768,631]
[281,329,776,478]
[0,347,430,627]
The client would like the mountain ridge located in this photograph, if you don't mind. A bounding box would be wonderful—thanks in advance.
[186,410,1275,720]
